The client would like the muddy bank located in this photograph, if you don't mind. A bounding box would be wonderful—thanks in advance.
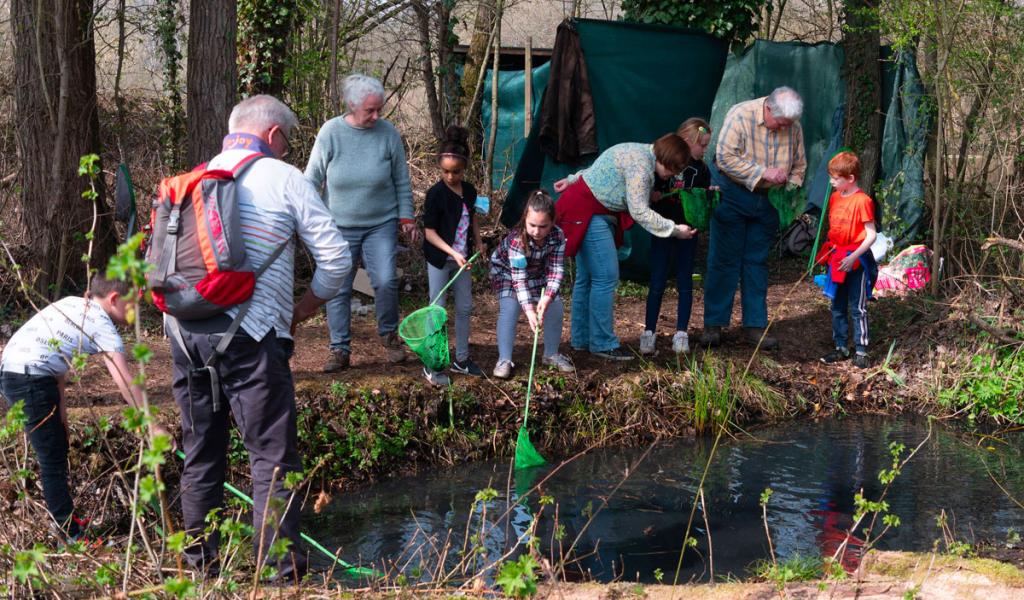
[532,551,1024,600]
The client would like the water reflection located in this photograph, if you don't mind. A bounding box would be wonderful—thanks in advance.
[308,415,1024,583]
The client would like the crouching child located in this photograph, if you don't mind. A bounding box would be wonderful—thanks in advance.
[0,273,167,541]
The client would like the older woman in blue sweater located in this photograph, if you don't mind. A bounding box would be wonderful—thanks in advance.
[306,74,417,371]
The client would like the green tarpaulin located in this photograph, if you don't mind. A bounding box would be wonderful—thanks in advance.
[482,63,551,192]
[500,19,729,280]
[486,20,929,280]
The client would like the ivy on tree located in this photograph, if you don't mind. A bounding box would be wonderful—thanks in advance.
[620,0,767,46]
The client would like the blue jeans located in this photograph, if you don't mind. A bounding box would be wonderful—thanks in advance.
[831,266,870,353]
[0,372,79,538]
[703,163,779,329]
[427,261,472,363]
[571,216,620,352]
[326,220,400,352]
[645,234,696,332]
[497,295,565,362]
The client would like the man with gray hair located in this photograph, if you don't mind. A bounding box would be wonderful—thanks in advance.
[169,94,352,582]
[701,86,806,349]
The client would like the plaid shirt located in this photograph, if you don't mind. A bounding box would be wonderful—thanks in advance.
[490,227,566,312]
[716,97,807,191]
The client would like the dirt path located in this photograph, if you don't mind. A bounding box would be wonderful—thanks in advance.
[63,254,906,421]
[541,551,1024,600]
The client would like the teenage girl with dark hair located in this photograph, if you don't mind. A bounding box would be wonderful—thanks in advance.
[421,125,485,385]
[488,190,574,379]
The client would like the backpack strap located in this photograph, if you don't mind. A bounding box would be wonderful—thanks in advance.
[208,238,289,359]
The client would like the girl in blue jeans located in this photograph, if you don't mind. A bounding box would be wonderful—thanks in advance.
[641,118,713,355]
[489,191,574,379]
[421,126,485,386]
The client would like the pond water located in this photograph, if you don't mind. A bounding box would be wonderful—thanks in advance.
[308,415,1024,583]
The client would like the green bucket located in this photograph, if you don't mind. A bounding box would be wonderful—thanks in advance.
[768,186,804,230]
[398,305,450,371]
[680,188,719,231]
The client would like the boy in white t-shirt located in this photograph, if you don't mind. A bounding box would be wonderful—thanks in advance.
[0,273,160,541]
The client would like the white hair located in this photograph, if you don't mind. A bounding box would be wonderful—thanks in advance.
[228,94,298,135]
[766,86,803,120]
[343,73,385,110]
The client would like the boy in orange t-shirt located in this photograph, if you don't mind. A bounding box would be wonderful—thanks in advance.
[819,152,877,368]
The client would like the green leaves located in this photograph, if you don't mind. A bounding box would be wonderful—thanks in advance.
[620,0,766,45]
[496,554,540,598]
[12,544,47,585]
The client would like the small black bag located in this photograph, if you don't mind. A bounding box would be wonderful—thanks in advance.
[780,211,819,256]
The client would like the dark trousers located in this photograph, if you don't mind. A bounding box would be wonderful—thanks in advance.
[170,327,307,580]
[830,266,870,353]
[703,163,779,328]
[0,372,80,538]
[645,235,697,332]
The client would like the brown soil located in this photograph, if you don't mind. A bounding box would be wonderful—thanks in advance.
[540,550,1024,599]
[63,252,915,420]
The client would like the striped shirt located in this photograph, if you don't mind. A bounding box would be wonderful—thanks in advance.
[490,227,566,312]
[716,97,807,192]
[209,149,352,341]
[565,143,676,238]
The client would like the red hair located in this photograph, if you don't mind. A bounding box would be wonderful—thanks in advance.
[828,151,861,179]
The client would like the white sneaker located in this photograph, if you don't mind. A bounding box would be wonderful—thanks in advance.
[672,330,690,354]
[639,330,656,355]
[492,360,514,379]
[423,367,450,387]
[542,353,575,373]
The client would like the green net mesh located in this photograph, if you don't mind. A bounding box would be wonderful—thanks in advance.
[768,186,805,230]
[680,188,719,231]
[398,305,450,371]
[515,426,546,469]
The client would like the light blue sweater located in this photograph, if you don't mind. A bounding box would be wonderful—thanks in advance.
[304,116,413,228]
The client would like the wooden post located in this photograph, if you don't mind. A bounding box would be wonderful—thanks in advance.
[485,7,502,195]
[524,36,532,137]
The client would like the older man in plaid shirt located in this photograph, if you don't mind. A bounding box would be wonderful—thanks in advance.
[701,86,806,350]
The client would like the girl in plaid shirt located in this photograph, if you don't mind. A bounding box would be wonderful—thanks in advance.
[489,191,574,379]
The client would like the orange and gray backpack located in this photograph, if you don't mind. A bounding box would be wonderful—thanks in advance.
[146,153,286,410]
[146,153,286,319]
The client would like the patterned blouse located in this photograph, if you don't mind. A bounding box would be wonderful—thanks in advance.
[564,143,676,238]
[490,226,566,312]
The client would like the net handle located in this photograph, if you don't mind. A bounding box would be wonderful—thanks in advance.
[430,251,481,306]
[522,325,540,429]
[807,148,849,273]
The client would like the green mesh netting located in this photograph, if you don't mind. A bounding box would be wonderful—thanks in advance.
[515,426,546,469]
[768,186,806,230]
[514,328,546,470]
[680,188,719,231]
[398,305,450,371]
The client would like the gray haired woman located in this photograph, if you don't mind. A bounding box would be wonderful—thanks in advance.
[305,73,418,371]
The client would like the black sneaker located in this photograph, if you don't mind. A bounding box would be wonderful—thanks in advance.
[592,347,634,361]
[820,347,851,364]
[852,353,870,369]
[450,358,483,377]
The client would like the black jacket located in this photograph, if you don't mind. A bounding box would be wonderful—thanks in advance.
[422,180,478,269]
[652,158,712,225]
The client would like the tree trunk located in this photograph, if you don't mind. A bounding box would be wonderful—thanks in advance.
[412,0,445,140]
[841,0,883,195]
[460,0,496,130]
[11,0,113,298]
[187,0,237,167]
